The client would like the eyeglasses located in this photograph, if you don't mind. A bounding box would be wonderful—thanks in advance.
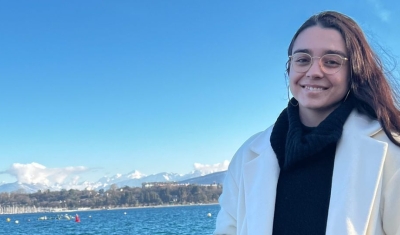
[289,52,348,75]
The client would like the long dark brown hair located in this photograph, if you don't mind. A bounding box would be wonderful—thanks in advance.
[286,11,400,146]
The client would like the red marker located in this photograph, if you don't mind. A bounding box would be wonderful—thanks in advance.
[75,214,81,223]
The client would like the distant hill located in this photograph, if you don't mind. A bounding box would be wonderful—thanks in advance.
[178,171,226,185]
[0,182,48,194]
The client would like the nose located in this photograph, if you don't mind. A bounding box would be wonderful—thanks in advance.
[305,58,324,78]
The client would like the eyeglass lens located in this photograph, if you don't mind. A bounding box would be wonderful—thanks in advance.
[290,53,345,74]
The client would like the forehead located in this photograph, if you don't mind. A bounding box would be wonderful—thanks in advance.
[292,26,347,55]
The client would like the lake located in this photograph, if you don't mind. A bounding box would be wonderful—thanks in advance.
[0,204,220,235]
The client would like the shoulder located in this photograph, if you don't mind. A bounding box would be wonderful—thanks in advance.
[343,110,400,178]
[372,130,400,181]
[227,125,274,175]
[343,110,381,136]
[357,110,400,171]
[355,112,400,189]
[352,110,400,158]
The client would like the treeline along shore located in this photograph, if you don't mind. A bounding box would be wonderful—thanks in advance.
[0,182,222,214]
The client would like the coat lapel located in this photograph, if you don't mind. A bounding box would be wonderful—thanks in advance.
[243,130,280,235]
[326,111,387,235]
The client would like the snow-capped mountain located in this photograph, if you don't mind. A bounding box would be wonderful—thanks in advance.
[86,168,222,190]
[91,171,185,189]
[0,169,227,193]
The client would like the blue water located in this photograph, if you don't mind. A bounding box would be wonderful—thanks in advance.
[0,204,220,235]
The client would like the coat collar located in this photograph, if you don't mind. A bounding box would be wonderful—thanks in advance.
[243,110,386,235]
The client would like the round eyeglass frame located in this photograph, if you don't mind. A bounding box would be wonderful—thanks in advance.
[289,52,349,75]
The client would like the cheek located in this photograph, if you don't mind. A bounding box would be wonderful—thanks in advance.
[288,74,299,95]
[329,77,350,99]
[333,76,350,91]
[288,72,300,87]
[337,70,350,89]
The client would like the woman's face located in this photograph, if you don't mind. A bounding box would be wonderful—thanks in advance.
[289,25,350,122]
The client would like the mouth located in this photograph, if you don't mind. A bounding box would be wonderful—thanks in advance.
[301,85,328,91]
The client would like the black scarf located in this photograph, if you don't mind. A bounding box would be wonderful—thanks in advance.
[270,97,354,170]
[270,97,354,235]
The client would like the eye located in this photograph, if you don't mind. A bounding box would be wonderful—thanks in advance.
[292,54,311,65]
[322,55,342,67]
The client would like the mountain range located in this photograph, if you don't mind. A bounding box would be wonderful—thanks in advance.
[0,170,227,193]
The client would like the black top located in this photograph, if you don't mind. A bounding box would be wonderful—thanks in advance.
[270,98,354,235]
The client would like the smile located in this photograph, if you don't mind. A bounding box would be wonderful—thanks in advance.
[302,86,327,91]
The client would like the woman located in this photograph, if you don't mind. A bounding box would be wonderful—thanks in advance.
[214,11,400,235]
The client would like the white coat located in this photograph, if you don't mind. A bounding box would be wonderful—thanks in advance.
[214,110,400,235]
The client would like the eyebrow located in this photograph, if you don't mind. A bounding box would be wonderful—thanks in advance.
[292,49,348,58]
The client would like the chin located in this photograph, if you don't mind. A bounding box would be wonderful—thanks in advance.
[298,99,322,108]
[299,100,341,112]
[301,104,326,110]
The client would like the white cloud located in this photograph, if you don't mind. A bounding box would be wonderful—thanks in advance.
[193,160,230,174]
[367,0,391,22]
[0,162,89,186]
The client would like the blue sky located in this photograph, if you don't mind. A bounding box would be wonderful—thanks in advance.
[1,1,399,184]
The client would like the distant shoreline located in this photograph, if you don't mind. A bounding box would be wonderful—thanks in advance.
[71,202,220,213]
[0,203,220,215]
